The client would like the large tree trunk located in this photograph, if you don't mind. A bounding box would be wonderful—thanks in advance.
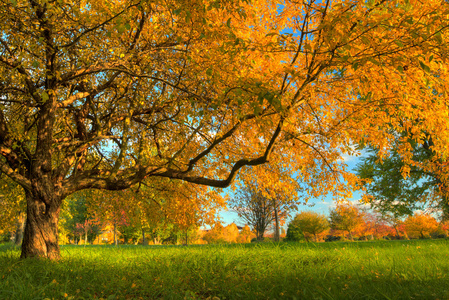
[20,191,61,259]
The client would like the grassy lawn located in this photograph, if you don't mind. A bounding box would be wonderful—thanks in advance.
[1,239,449,299]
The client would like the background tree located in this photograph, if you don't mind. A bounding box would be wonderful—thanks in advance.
[287,211,329,242]
[375,211,406,240]
[0,177,25,244]
[223,223,240,243]
[202,223,227,244]
[361,212,396,240]
[230,164,300,241]
[285,219,305,242]
[404,213,439,239]
[229,184,292,241]
[1,0,448,258]
[236,224,256,243]
[329,203,365,241]
[60,194,100,244]
[356,136,448,220]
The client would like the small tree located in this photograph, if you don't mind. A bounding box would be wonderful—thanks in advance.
[287,211,329,242]
[329,203,365,241]
[230,187,275,240]
[285,219,305,242]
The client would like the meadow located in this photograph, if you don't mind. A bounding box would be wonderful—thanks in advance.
[1,239,449,299]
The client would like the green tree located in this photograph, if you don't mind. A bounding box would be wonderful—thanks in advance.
[356,136,447,220]
[287,211,329,242]
[285,219,305,242]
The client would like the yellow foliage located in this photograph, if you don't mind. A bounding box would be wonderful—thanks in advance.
[404,213,439,239]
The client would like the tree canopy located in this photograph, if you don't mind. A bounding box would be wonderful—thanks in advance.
[329,203,365,240]
[1,0,448,258]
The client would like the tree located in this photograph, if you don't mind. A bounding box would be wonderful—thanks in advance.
[86,177,223,245]
[1,0,448,258]
[202,223,227,244]
[361,212,397,240]
[229,182,295,240]
[236,224,256,243]
[373,211,406,239]
[287,211,329,242]
[329,203,365,241]
[356,136,448,220]
[404,213,439,239]
[285,219,305,242]
[223,223,240,243]
[230,187,271,240]
[230,164,300,241]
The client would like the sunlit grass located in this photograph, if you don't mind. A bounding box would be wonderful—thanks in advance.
[1,239,449,299]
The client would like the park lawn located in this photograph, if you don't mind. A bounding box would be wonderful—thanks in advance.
[1,240,449,299]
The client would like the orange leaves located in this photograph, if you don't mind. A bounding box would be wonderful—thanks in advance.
[202,222,254,244]
[404,213,439,239]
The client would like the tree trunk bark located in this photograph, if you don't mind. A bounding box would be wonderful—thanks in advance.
[404,231,409,240]
[20,191,61,259]
[393,225,400,239]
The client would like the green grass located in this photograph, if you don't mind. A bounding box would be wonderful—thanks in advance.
[1,240,449,299]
